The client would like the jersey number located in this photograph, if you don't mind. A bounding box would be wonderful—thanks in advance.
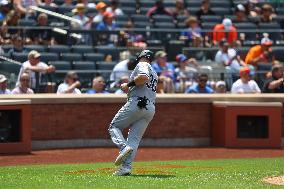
[146,74,157,92]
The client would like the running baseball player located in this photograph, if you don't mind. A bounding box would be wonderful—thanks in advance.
[109,50,158,176]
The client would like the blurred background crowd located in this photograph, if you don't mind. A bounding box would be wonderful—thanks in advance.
[1,0,284,94]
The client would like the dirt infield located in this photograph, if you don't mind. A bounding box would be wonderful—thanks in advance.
[263,176,284,185]
[1,148,284,167]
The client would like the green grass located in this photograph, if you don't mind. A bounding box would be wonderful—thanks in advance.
[1,158,284,189]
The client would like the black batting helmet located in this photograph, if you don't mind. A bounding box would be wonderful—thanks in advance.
[136,50,154,62]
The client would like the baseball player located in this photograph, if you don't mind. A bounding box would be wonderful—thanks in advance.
[109,50,158,176]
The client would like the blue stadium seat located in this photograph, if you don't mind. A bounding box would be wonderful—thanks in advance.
[73,61,96,70]
[24,45,46,53]
[83,53,104,62]
[49,45,70,53]
[0,61,21,75]
[200,15,222,23]
[40,52,59,62]
[131,14,149,22]
[96,61,117,79]
[72,45,94,53]
[96,46,119,61]
[258,22,282,41]
[61,53,82,61]
[18,19,36,26]
[49,61,72,70]
[272,47,284,62]
[12,52,28,63]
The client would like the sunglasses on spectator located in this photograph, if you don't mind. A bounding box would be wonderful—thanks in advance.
[199,79,207,82]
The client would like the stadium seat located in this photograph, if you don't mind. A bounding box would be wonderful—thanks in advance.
[1,45,12,53]
[96,46,119,61]
[49,61,72,70]
[272,47,284,62]
[154,22,176,29]
[211,7,231,16]
[83,53,104,62]
[60,53,82,61]
[134,21,151,28]
[72,45,94,53]
[40,53,59,62]
[131,14,149,22]
[73,61,96,70]
[0,61,21,75]
[39,5,57,12]
[234,22,257,41]
[96,61,117,79]
[57,6,74,15]
[152,15,174,23]
[166,40,186,61]
[48,45,70,53]
[200,15,222,23]
[18,19,36,26]
[258,22,282,41]
[24,45,46,53]
[121,7,136,15]
[12,52,28,63]
[116,15,129,22]
[146,40,162,47]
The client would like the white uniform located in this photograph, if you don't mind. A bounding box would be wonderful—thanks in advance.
[109,61,158,170]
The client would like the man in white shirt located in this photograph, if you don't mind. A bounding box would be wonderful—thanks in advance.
[231,67,261,94]
[57,71,81,94]
[215,39,246,73]
[110,56,137,83]
[16,50,55,92]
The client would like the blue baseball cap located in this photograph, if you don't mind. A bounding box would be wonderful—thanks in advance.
[176,54,187,63]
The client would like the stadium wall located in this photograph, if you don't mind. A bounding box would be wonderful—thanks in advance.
[1,94,284,150]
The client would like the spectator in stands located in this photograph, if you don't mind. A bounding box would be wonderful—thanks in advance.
[260,4,276,23]
[185,73,214,93]
[96,11,117,31]
[1,10,20,38]
[263,64,284,93]
[57,71,81,94]
[11,72,34,94]
[215,39,247,74]
[171,0,189,17]
[180,16,203,47]
[0,74,10,94]
[30,13,56,45]
[195,0,215,19]
[110,56,136,84]
[114,76,128,94]
[72,4,93,30]
[231,67,261,93]
[14,0,40,18]
[146,0,172,17]
[245,37,276,66]
[106,0,124,16]
[17,50,55,91]
[235,4,248,23]
[214,80,227,93]
[152,51,175,93]
[77,0,96,8]
[93,1,107,23]
[0,0,11,21]
[8,36,26,56]
[245,0,261,18]
[213,18,237,46]
[86,76,108,94]
[175,54,198,93]
[41,0,57,7]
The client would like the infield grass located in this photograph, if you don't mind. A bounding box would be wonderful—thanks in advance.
[0,158,284,189]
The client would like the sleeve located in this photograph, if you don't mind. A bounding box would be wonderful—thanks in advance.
[231,83,238,93]
[56,84,65,94]
[253,81,261,93]
[245,48,254,64]
[16,66,24,87]
[137,63,150,77]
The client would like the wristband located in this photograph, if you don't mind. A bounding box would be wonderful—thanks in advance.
[127,80,136,87]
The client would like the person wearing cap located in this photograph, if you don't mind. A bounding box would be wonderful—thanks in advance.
[86,76,109,94]
[152,51,175,93]
[215,39,247,73]
[195,0,215,19]
[175,54,198,92]
[106,0,124,16]
[235,4,248,23]
[215,80,227,93]
[245,37,276,65]
[16,50,55,92]
[96,11,117,31]
[180,16,203,47]
[72,3,93,30]
[231,67,261,94]
[263,64,284,93]
[260,4,276,23]
[93,1,107,23]
[185,73,214,94]
[213,18,238,46]
[57,71,81,94]
[11,72,34,94]
[0,74,10,94]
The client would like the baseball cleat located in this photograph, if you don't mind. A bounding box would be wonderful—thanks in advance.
[113,167,131,176]
[114,146,133,166]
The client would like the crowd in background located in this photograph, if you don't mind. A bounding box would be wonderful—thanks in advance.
[0,0,284,94]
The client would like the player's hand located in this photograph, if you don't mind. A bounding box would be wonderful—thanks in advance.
[120,83,128,91]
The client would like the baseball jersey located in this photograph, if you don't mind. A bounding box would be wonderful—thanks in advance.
[128,62,158,102]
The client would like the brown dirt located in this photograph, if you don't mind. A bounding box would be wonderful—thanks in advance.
[263,176,284,185]
[0,147,284,167]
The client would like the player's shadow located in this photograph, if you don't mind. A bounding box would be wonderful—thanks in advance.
[130,174,175,178]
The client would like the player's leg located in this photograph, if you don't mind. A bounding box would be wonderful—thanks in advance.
[122,110,155,171]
